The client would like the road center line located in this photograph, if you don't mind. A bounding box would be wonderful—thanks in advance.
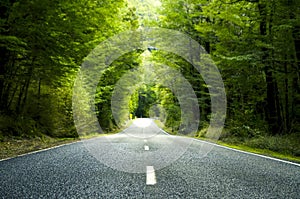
[144,145,149,151]
[146,166,156,185]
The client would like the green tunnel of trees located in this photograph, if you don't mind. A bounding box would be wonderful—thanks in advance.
[0,0,300,147]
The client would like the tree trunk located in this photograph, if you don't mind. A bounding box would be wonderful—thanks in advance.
[16,82,26,114]
[259,1,280,134]
[292,24,300,126]
[0,48,9,111]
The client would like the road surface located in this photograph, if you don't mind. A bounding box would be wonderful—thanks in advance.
[0,119,299,198]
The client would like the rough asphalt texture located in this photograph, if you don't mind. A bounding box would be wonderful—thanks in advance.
[0,119,299,198]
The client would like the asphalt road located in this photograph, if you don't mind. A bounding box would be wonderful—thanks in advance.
[0,119,299,198]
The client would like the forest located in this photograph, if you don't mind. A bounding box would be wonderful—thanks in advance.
[0,0,299,159]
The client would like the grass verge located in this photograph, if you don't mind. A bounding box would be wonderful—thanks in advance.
[0,136,77,160]
[154,120,300,164]
[0,121,133,160]
[193,137,300,164]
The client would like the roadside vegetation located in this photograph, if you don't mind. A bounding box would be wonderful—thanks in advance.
[0,136,76,160]
[156,120,300,163]
[209,128,300,163]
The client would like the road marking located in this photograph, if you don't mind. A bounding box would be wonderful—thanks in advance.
[191,138,300,167]
[144,139,147,143]
[146,166,156,185]
[0,141,81,162]
[144,145,149,151]
[158,127,300,167]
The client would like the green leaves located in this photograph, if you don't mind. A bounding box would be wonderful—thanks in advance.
[0,0,134,137]
[1,0,299,138]
[155,0,300,136]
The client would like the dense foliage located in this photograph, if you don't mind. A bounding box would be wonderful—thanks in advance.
[0,0,299,153]
[157,0,300,137]
[0,0,136,138]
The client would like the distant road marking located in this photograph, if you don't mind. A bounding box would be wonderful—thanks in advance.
[144,139,147,143]
[144,145,149,151]
[146,166,156,185]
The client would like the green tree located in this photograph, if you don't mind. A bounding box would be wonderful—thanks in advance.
[0,0,135,137]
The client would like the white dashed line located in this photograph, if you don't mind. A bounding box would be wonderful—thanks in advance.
[144,145,149,151]
[146,166,156,185]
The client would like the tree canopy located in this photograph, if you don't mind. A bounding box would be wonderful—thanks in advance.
[0,0,299,147]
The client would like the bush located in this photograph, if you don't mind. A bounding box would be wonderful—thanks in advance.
[222,117,266,141]
[0,114,42,138]
[196,121,209,137]
[230,125,262,139]
[0,102,77,139]
[218,126,263,144]
[245,134,300,156]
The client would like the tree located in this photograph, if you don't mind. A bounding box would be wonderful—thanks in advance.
[157,0,300,136]
[0,0,135,137]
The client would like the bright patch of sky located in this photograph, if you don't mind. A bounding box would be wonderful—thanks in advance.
[127,0,161,8]
[127,0,162,24]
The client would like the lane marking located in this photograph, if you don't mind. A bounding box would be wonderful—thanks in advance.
[159,128,300,167]
[144,139,147,143]
[146,166,156,185]
[0,129,130,162]
[191,138,300,167]
[159,129,169,135]
[144,145,149,151]
[0,141,81,162]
